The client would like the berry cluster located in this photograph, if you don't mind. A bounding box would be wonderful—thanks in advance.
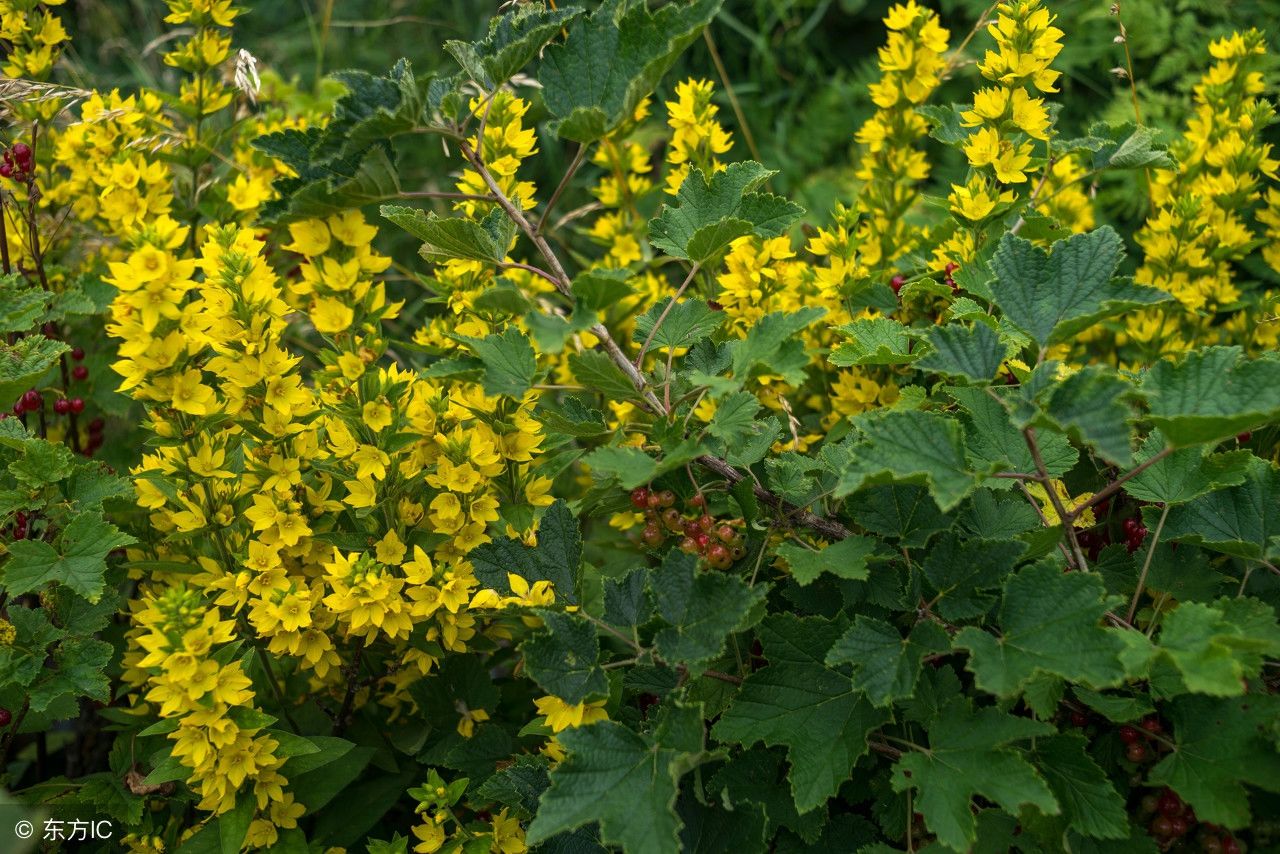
[629,487,747,569]
[8,510,30,541]
[0,141,33,183]
[1118,714,1167,764]
[943,261,959,292]
[1123,515,1149,553]
[10,387,87,418]
[1138,788,1241,852]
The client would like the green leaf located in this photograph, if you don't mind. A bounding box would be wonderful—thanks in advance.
[0,606,65,688]
[890,706,1057,852]
[1040,365,1134,466]
[454,327,537,397]
[1030,734,1128,839]
[572,268,634,312]
[954,562,1126,698]
[826,617,950,707]
[649,162,804,263]
[730,308,825,385]
[583,438,705,491]
[774,536,875,586]
[0,276,50,333]
[1160,459,1280,559]
[3,513,133,603]
[522,611,608,704]
[469,500,581,603]
[1153,598,1280,696]
[706,391,762,445]
[829,318,915,367]
[848,484,952,547]
[950,388,1077,481]
[445,5,583,87]
[650,551,767,668]
[989,226,1166,348]
[1125,433,1253,505]
[28,637,112,713]
[1147,694,1280,828]
[836,410,978,511]
[381,205,516,264]
[633,298,722,350]
[525,719,696,854]
[0,336,69,405]
[713,615,891,813]
[920,533,1027,622]
[539,0,722,143]
[569,350,639,401]
[603,568,651,628]
[915,323,1007,383]
[1085,121,1175,171]
[1141,347,1280,446]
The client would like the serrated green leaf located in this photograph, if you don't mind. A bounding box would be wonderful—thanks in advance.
[539,0,721,143]
[1153,598,1280,695]
[444,5,583,87]
[1141,347,1280,446]
[525,720,695,854]
[649,162,803,262]
[572,268,633,312]
[0,335,69,405]
[730,307,825,384]
[650,551,767,668]
[583,438,705,490]
[1125,433,1253,505]
[955,562,1126,697]
[569,350,639,401]
[921,533,1027,622]
[453,327,537,397]
[713,614,891,813]
[1086,121,1175,171]
[28,636,112,713]
[522,611,608,704]
[829,318,915,367]
[990,226,1167,348]
[837,410,978,511]
[826,617,949,707]
[633,297,722,351]
[382,205,515,263]
[1160,459,1280,559]
[469,500,580,603]
[3,513,133,603]
[848,484,952,547]
[706,391,761,445]
[915,323,1007,382]
[950,387,1077,481]
[0,277,50,333]
[1147,694,1280,828]
[774,536,875,586]
[0,606,65,688]
[1030,734,1128,839]
[891,706,1057,852]
[1040,365,1134,465]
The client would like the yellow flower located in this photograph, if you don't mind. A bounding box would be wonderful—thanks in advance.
[312,297,354,334]
[375,530,407,565]
[169,369,216,415]
[284,219,331,256]
[362,399,393,432]
[533,695,609,733]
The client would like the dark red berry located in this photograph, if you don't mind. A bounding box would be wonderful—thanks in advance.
[71,347,85,361]
[0,707,11,727]
[1203,837,1223,854]
[687,493,705,509]
[1140,716,1163,735]
[629,487,649,509]
[1168,816,1188,837]
[0,163,11,178]
[13,399,24,416]
[1140,794,1160,814]
[1070,710,1088,727]
[646,492,662,509]
[944,262,959,274]
[1119,725,1141,744]
[21,389,41,411]
[1236,431,1251,443]
[1151,815,1173,837]
[641,525,664,548]
[694,532,710,551]
[11,142,31,165]
[1222,836,1240,854]
[69,397,84,414]
[696,515,714,533]
[88,417,105,433]
[890,274,905,295]
[1158,790,1183,817]
[1126,742,1147,762]
[72,365,88,381]
[53,398,71,415]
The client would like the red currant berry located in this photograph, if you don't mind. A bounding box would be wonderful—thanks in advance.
[646,492,662,509]
[1151,815,1173,837]
[1157,790,1183,817]
[730,544,746,560]
[629,487,649,509]
[661,508,683,531]
[657,489,676,508]
[1070,710,1088,727]
[679,536,699,554]
[1236,431,1251,443]
[696,515,714,533]
[890,274,905,295]
[1126,742,1147,762]
[70,397,84,414]
[687,493,706,509]
[715,524,736,543]
[1203,837,1223,854]
[0,707,11,727]
[1222,836,1241,854]
[72,365,89,381]
[694,532,710,551]
[1140,716,1163,735]
[641,525,664,548]
[11,142,32,166]
[1119,725,1141,744]
[71,347,85,361]
[88,417,105,433]
[21,389,41,411]
[0,163,11,178]
[53,398,71,415]
[1140,794,1160,814]
[1168,816,1188,837]
[944,262,960,274]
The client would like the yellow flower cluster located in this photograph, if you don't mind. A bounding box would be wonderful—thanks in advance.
[0,0,68,85]
[588,99,654,268]
[1130,29,1278,356]
[455,91,538,218]
[950,0,1063,226]
[854,1,950,269]
[663,78,733,194]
